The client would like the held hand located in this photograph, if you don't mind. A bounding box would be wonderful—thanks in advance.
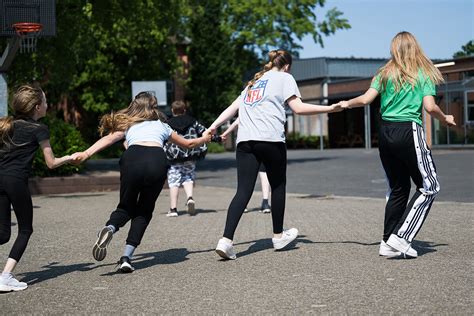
[445,115,456,127]
[202,129,212,143]
[70,152,88,165]
[339,101,350,109]
[220,134,228,142]
[209,126,217,135]
[330,103,343,113]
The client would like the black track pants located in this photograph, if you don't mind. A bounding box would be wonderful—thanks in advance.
[379,121,439,242]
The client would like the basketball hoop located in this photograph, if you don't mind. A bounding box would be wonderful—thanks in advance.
[12,22,43,53]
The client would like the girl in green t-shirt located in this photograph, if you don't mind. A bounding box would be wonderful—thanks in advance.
[339,31,455,259]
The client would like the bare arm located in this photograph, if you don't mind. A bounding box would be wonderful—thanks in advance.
[209,96,240,131]
[423,96,456,126]
[340,88,379,109]
[72,131,125,163]
[221,118,240,138]
[169,130,211,148]
[40,140,73,169]
[287,96,342,114]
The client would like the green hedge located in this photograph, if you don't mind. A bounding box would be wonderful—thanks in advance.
[32,116,88,177]
[286,132,329,149]
[207,142,226,153]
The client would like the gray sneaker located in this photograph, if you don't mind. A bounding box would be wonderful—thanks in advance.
[186,197,196,215]
[93,226,114,261]
[0,274,28,292]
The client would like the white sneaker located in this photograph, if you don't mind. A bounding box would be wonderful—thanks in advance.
[186,197,196,215]
[386,234,418,258]
[379,240,402,257]
[272,228,298,250]
[215,238,237,260]
[0,274,28,292]
[243,208,249,213]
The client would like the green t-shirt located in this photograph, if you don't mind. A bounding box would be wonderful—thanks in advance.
[370,71,436,126]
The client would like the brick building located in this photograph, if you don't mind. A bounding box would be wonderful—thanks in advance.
[291,56,474,148]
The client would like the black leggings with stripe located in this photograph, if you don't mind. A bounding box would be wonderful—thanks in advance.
[223,141,287,240]
[0,175,33,262]
[379,120,439,242]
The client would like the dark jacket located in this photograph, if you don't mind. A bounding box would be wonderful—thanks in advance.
[164,114,207,162]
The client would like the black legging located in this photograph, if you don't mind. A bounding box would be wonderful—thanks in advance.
[223,141,287,239]
[106,145,168,247]
[0,175,33,262]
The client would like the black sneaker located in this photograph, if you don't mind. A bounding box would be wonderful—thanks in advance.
[260,202,271,214]
[117,256,135,273]
[166,208,178,217]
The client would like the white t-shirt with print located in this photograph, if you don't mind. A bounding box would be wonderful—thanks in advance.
[236,70,301,144]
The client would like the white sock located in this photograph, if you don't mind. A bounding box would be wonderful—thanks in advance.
[123,244,136,258]
[1,272,12,279]
[106,225,116,234]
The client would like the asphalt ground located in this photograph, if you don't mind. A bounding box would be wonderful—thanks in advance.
[196,148,474,203]
[1,183,472,314]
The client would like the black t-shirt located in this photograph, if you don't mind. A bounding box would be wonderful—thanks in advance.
[0,118,50,179]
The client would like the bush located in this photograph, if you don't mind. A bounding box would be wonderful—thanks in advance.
[32,115,88,177]
[207,142,226,153]
[286,132,329,149]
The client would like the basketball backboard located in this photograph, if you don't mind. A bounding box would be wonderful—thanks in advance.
[131,81,168,106]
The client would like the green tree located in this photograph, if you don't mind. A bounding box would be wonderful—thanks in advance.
[3,0,185,141]
[186,0,245,123]
[453,40,474,58]
[184,0,350,124]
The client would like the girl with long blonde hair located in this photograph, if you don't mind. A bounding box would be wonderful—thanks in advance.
[339,31,456,258]
[72,92,210,272]
[0,85,73,292]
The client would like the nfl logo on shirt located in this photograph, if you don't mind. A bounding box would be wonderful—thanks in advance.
[244,80,268,106]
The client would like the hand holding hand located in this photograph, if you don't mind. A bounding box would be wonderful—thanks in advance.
[339,101,350,109]
[220,134,228,142]
[70,152,89,165]
[202,129,212,143]
[330,103,343,113]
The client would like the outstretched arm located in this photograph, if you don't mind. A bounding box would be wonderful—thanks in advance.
[209,96,240,131]
[72,131,125,163]
[423,95,456,126]
[220,118,240,140]
[169,130,211,148]
[287,96,342,114]
[340,88,379,109]
[40,140,73,169]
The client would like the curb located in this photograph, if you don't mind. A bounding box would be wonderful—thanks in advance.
[29,174,120,195]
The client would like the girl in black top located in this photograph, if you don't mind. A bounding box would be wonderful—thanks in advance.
[0,85,73,292]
